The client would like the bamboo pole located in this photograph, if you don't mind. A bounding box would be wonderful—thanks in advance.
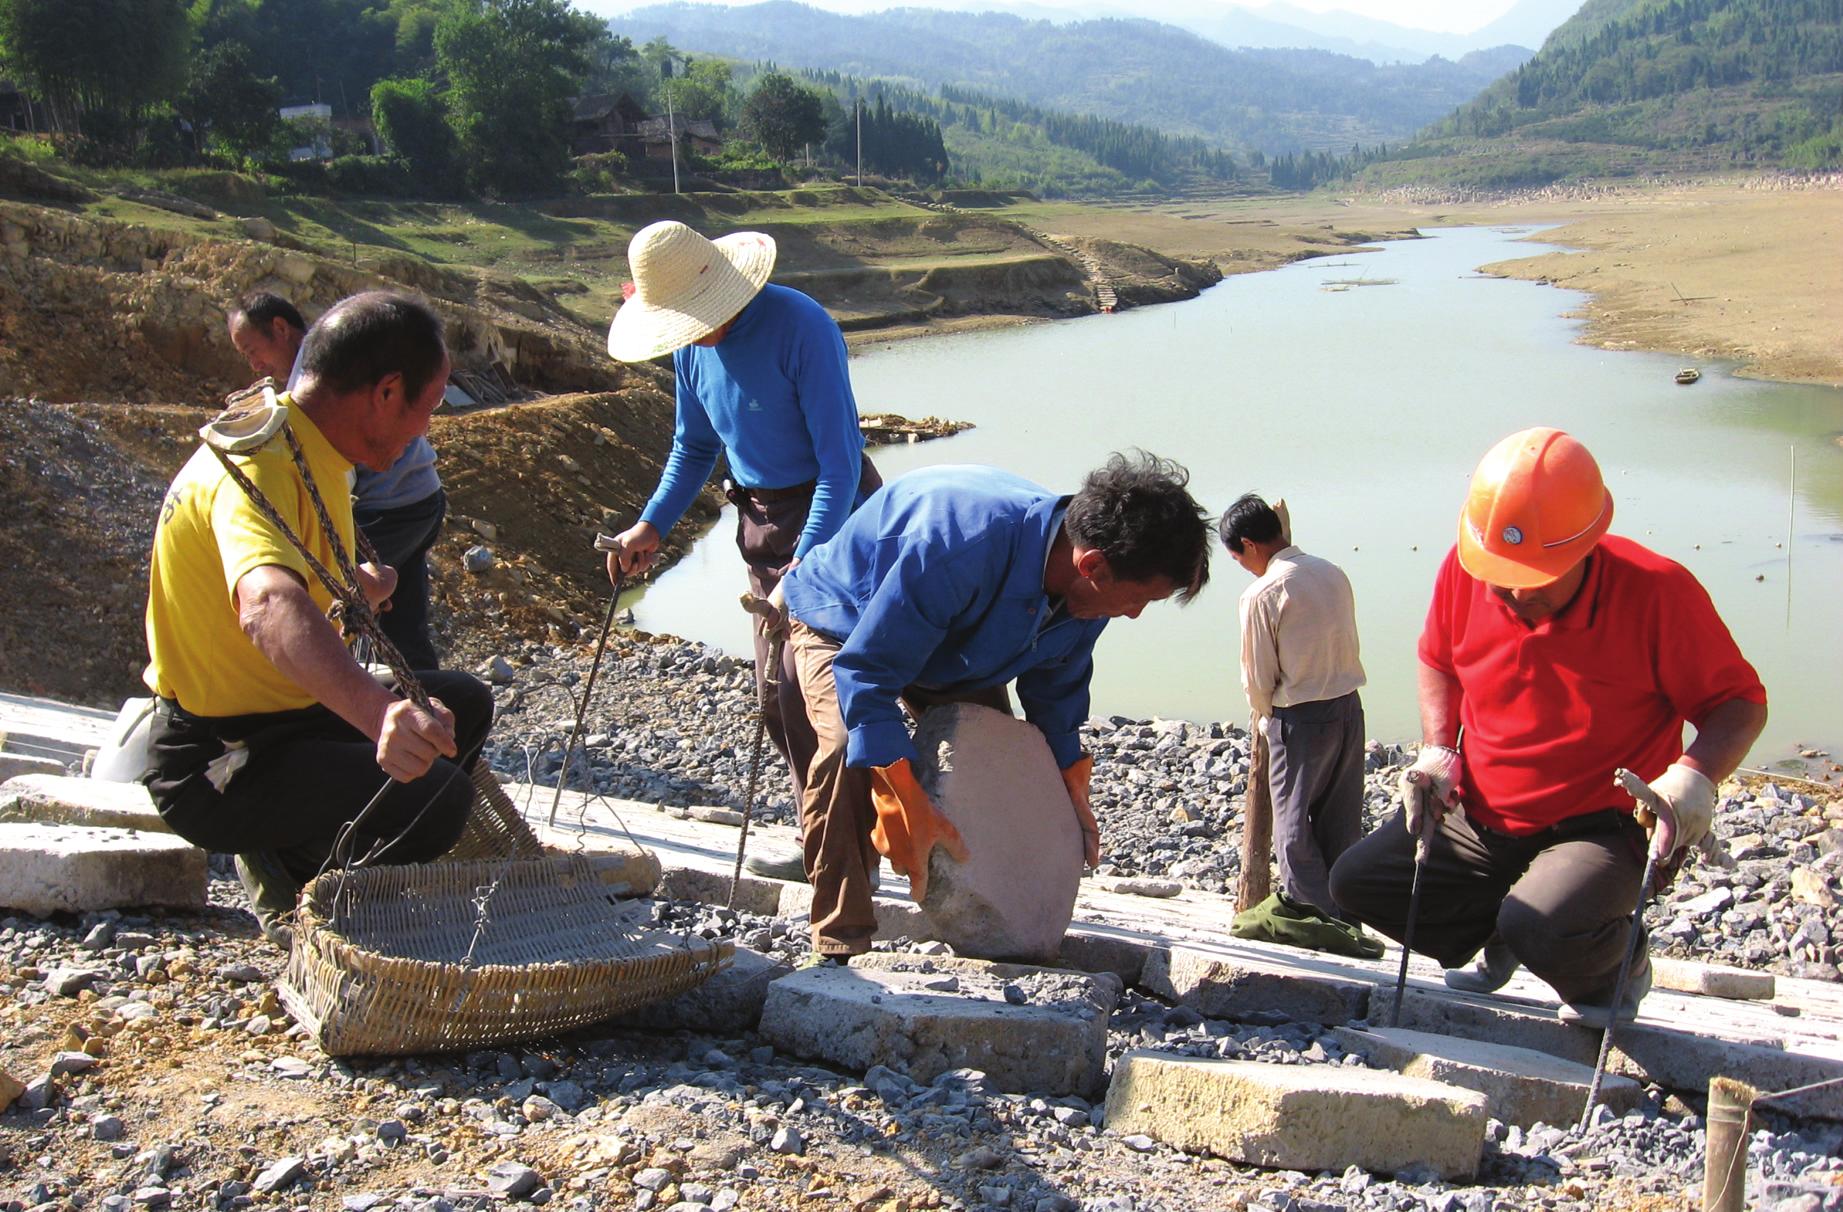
[1237,721,1273,912]
[1703,1076,1756,1212]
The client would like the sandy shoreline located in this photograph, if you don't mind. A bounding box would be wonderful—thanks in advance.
[1003,179,1842,390]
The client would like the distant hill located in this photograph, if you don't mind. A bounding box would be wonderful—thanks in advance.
[613,1,1531,154]
[1366,0,1843,186]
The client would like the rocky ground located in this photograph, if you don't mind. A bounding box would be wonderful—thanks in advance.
[4,628,1842,1212]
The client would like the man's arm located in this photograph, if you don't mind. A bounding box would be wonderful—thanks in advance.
[1416,660,1463,748]
[792,317,865,559]
[1680,697,1767,785]
[1241,588,1279,722]
[1014,641,1098,771]
[236,565,456,782]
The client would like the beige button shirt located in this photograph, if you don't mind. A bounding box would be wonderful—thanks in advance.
[1238,545,1366,720]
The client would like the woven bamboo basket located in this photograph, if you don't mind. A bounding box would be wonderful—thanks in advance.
[445,764,548,860]
[278,852,733,1056]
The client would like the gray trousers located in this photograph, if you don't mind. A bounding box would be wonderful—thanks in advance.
[1262,691,1364,917]
[1328,805,1646,1006]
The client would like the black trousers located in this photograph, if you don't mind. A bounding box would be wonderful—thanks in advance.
[355,488,446,672]
[146,670,492,885]
[1328,805,1647,1005]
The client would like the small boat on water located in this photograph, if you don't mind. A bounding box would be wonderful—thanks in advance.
[1675,367,1702,385]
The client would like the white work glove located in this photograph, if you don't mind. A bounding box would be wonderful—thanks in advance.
[1400,744,1462,836]
[1635,763,1716,857]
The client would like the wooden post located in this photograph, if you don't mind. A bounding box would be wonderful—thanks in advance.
[1237,720,1273,912]
[1703,1077,1755,1212]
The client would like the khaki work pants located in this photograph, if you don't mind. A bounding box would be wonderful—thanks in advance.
[788,620,1009,956]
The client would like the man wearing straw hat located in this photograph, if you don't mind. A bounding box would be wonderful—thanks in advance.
[605,221,879,860]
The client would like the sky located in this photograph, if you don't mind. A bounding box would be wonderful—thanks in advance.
[592,0,1526,36]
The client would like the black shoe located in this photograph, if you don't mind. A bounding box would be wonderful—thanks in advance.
[744,848,808,883]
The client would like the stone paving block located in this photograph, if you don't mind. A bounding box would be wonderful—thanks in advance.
[1331,1025,1644,1127]
[757,953,1119,1097]
[1104,1051,1489,1179]
[0,774,168,832]
[912,704,1083,963]
[0,753,66,782]
[1396,988,1843,1119]
[657,864,781,918]
[0,821,205,915]
[1142,944,1371,1025]
[776,881,935,943]
[1651,956,1775,1001]
[617,945,791,1034]
[1058,930,1153,985]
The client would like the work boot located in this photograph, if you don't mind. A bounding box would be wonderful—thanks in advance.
[1558,948,1652,1028]
[798,952,849,970]
[1444,935,1521,993]
[744,846,808,883]
[234,851,299,953]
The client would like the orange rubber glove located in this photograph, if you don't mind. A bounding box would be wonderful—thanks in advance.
[869,758,969,903]
[1062,753,1100,868]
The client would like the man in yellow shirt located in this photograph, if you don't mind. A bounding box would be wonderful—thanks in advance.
[142,292,490,949]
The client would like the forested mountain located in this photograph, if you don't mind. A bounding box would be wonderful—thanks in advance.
[1375,0,1843,182]
[617,1,1530,154]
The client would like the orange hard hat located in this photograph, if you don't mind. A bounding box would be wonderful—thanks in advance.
[1457,428,1613,588]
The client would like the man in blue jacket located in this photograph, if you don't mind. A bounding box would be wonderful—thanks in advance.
[779,453,1212,962]
[605,221,878,820]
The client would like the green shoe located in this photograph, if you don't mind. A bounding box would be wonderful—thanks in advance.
[234,851,300,953]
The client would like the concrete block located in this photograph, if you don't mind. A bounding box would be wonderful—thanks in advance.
[912,704,1083,963]
[776,881,935,943]
[0,822,204,915]
[1058,930,1153,986]
[1142,944,1370,1025]
[657,865,783,918]
[1331,1025,1644,1127]
[1651,956,1775,1001]
[0,774,167,832]
[1104,1051,1488,1180]
[758,953,1119,1097]
[617,946,791,1034]
[0,754,66,781]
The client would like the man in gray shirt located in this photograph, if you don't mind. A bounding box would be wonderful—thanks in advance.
[1223,494,1376,956]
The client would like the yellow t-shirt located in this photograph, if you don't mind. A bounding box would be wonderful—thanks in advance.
[144,401,357,717]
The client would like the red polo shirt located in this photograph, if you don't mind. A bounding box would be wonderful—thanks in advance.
[1419,535,1765,836]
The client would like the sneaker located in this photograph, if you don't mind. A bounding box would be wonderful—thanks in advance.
[1444,935,1521,993]
[744,847,808,883]
[1558,948,1652,1028]
[234,851,299,953]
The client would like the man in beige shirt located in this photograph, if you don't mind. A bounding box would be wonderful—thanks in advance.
[1224,494,1369,939]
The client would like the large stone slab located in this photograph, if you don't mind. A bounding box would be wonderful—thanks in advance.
[1396,988,1843,1120]
[1332,1025,1644,1128]
[912,704,1083,963]
[656,864,781,918]
[1142,944,1371,1025]
[0,822,205,915]
[1651,956,1775,1001]
[758,953,1119,1097]
[0,774,167,832]
[1059,929,1154,986]
[1104,1051,1489,1180]
[617,945,791,1034]
[0,753,66,782]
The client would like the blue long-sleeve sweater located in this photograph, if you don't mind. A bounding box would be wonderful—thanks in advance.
[639,284,865,558]
[781,466,1106,771]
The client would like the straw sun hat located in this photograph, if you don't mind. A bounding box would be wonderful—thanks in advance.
[606,220,777,362]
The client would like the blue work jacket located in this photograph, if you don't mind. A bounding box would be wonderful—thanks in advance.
[782,465,1106,771]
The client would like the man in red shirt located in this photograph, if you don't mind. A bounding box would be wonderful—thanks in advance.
[1329,427,1766,1025]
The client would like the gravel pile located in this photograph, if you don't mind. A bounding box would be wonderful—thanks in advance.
[477,632,1843,980]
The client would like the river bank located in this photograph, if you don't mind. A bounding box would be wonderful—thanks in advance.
[1001,176,1843,388]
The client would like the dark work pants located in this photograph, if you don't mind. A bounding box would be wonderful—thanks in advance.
[1328,805,1647,1006]
[730,456,881,809]
[355,488,446,672]
[1264,691,1365,917]
[146,670,492,886]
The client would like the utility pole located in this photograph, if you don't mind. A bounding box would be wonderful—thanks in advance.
[667,90,680,195]
[855,98,862,187]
